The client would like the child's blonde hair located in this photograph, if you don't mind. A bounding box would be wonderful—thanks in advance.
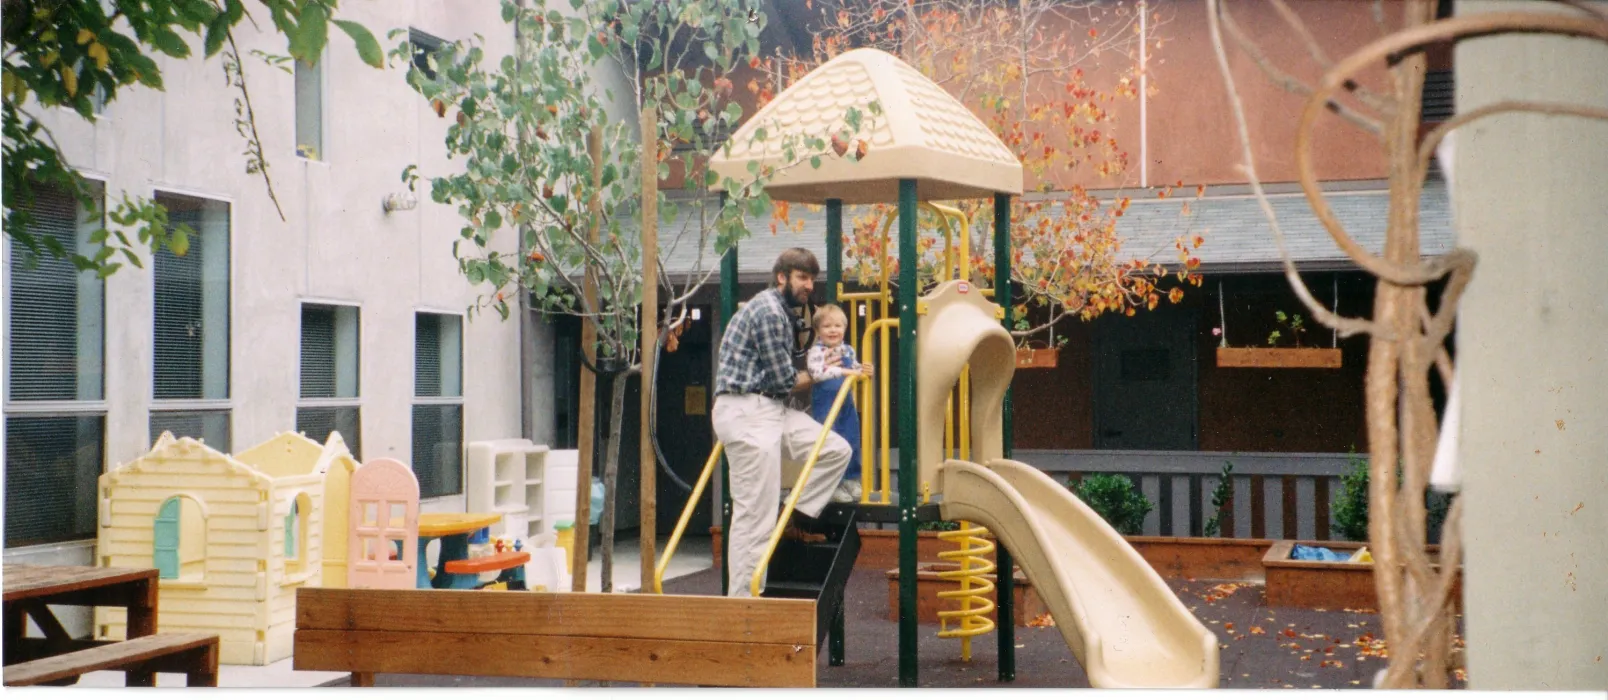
[811,303,848,330]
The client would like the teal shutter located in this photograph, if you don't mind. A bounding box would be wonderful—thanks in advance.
[154,498,180,578]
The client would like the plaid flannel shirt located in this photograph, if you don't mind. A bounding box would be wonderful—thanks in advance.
[715,288,798,398]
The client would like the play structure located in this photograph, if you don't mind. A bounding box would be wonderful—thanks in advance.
[95,431,350,665]
[290,46,1215,688]
[652,46,1220,688]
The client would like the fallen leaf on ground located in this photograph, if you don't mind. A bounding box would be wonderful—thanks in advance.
[1250,626,1266,635]
[1027,613,1055,628]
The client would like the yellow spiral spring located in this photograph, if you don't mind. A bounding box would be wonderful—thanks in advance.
[936,519,996,661]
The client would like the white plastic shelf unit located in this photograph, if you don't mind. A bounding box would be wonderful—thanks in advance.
[465,439,549,541]
[543,450,579,538]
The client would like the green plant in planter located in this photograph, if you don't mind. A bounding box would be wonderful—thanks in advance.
[1072,474,1152,536]
[1332,448,1452,543]
[1268,310,1308,347]
[1334,451,1371,541]
[1203,461,1235,537]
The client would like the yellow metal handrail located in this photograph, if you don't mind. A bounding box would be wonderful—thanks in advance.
[859,317,899,504]
[652,441,725,594]
[751,376,863,596]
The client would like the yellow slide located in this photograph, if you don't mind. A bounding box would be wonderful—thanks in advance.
[915,279,1219,688]
[937,458,1220,688]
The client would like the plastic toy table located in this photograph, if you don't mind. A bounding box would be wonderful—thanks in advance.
[415,512,503,590]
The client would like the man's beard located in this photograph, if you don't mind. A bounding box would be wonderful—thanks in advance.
[782,281,810,307]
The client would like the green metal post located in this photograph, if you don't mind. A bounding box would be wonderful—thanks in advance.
[718,195,737,597]
[826,199,843,305]
[829,604,846,666]
[897,179,920,687]
[827,197,845,667]
[993,192,1016,682]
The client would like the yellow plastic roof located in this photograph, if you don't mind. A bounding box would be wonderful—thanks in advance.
[708,48,1023,205]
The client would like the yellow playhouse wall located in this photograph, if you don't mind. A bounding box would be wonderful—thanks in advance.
[236,432,328,480]
[314,434,358,588]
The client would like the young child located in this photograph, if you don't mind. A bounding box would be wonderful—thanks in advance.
[806,304,873,503]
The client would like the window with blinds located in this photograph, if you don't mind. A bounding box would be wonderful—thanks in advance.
[4,181,107,547]
[413,312,463,498]
[151,191,231,451]
[298,303,361,457]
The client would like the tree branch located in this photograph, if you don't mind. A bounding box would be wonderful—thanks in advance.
[222,29,286,221]
[1219,2,1385,137]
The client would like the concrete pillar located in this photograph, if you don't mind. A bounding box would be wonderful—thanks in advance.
[1454,1,1608,689]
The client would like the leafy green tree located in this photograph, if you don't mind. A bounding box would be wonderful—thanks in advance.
[3,0,381,275]
[399,0,876,585]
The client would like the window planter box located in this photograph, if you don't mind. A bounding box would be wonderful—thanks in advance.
[1014,346,1058,369]
[1262,539,1462,611]
[1216,346,1342,369]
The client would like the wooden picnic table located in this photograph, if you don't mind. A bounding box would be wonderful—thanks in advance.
[3,564,159,685]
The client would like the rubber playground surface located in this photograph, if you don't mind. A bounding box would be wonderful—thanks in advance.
[331,565,1463,688]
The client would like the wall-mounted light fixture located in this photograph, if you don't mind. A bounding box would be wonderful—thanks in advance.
[382,192,418,214]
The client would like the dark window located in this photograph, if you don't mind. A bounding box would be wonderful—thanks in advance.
[298,303,361,456]
[410,28,444,81]
[413,312,462,498]
[6,182,107,546]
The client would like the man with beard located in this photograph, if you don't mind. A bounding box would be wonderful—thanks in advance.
[712,247,853,597]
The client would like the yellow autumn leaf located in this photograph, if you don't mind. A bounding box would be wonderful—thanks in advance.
[88,42,110,71]
[61,65,78,97]
[77,28,94,45]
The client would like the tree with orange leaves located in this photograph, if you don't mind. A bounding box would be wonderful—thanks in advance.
[768,0,1206,343]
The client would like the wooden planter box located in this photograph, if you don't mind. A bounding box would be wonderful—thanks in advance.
[1262,540,1463,611]
[715,528,1274,582]
[1216,346,1342,369]
[1127,536,1276,581]
[1015,346,1058,369]
[884,562,1049,626]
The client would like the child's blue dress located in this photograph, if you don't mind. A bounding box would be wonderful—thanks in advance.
[807,342,862,483]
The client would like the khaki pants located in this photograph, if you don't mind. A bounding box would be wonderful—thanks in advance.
[712,393,852,597]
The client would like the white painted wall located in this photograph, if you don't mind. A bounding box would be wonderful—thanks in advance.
[4,2,621,568]
[1454,0,1608,689]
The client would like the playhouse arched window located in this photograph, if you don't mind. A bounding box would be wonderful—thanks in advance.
[286,493,311,573]
[153,495,207,580]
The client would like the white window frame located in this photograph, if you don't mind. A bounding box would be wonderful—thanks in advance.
[147,186,235,450]
[412,309,465,499]
[296,298,363,456]
[2,176,110,548]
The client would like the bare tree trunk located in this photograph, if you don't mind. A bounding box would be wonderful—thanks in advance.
[598,364,640,593]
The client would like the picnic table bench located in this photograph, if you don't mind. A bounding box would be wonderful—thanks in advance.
[3,564,219,687]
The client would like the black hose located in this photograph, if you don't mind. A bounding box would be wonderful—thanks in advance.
[649,320,696,493]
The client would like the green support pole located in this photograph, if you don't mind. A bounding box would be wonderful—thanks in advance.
[896,179,920,687]
[719,195,737,597]
[829,604,846,666]
[993,192,1016,682]
[826,199,843,305]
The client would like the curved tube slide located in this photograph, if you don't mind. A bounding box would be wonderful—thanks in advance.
[937,459,1220,688]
